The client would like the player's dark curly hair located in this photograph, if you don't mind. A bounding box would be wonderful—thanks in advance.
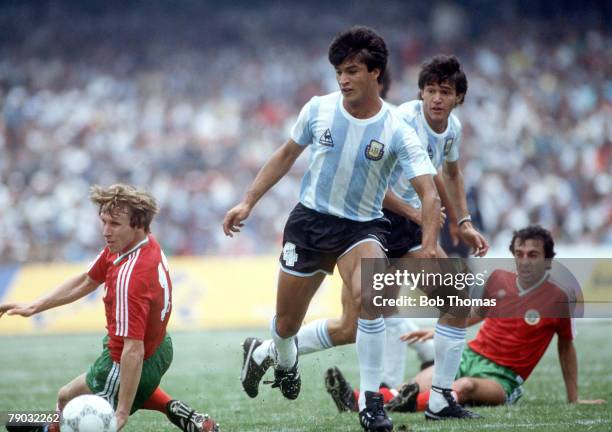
[509,225,556,259]
[418,54,468,104]
[328,26,388,83]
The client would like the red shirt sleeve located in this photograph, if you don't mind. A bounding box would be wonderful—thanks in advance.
[557,318,575,340]
[555,285,575,340]
[87,248,110,284]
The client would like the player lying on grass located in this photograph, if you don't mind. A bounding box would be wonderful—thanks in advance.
[325,225,605,415]
[1,184,219,432]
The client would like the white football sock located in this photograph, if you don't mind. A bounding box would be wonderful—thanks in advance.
[296,318,333,355]
[252,339,274,365]
[429,323,466,412]
[270,316,297,369]
[382,317,408,388]
[356,317,386,411]
[254,317,331,365]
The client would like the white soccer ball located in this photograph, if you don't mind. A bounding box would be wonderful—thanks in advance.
[60,395,117,432]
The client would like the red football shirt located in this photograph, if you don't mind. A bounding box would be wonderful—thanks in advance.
[468,269,574,380]
[88,235,172,362]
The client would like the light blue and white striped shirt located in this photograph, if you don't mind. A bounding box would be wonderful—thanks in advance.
[388,100,462,209]
[290,92,436,221]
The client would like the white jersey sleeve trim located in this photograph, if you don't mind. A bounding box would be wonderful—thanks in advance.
[115,249,141,337]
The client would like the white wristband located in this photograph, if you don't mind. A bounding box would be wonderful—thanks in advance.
[457,215,472,227]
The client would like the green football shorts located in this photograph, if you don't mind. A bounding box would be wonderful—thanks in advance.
[86,334,173,413]
[457,346,524,404]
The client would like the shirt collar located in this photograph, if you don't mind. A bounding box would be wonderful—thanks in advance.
[112,236,150,266]
[516,270,550,296]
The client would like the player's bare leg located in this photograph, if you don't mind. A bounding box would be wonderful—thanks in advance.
[312,244,438,348]
[274,271,325,338]
[11,374,94,432]
[385,372,506,414]
[326,280,360,346]
[57,373,91,411]
[337,240,393,431]
[413,365,435,392]
[452,377,506,406]
[408,364,503,399]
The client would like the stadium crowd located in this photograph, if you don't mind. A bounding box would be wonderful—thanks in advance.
[0,1,610,262]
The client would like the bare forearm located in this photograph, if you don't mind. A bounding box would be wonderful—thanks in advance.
[434,174,457,223]
[32,274,98,314]
[442,166,469,220]
[383,190,421,224]
[116,342,144,421]
[559,341,579,403]
[244,163,289,208]
[420,190,441,250]
[243,142,303,208]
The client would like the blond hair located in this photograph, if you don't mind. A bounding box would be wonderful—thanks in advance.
[90,184,158,233]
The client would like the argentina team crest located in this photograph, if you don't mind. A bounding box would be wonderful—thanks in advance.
[443,137,454,156]
[365,140,385,161]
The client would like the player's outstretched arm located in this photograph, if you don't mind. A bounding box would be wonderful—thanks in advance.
[0,273,100,318]
[558,337,606,404]
[442,160,489,256]
[410,174,441,258]
[115,338,145,430]
[223,139,306,237]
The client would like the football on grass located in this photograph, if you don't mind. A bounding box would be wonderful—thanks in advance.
[60,395,117,432]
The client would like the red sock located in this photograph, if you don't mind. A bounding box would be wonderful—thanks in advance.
[353,389,360,405]
[378,387,395,404]
[416,390,429,412]
[142,387,173,413]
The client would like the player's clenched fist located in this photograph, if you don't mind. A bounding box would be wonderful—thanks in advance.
[223,202,252,237]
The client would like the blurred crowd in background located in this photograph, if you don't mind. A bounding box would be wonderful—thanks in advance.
[0,0,610,262]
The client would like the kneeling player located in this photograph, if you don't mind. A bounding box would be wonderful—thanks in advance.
[1,184,219,432]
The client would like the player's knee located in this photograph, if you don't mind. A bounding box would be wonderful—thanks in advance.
[452,377,476,400]
[275,316,301,338]
[360,289,382,317]
[57,385,72,409]
[335,320,357,344]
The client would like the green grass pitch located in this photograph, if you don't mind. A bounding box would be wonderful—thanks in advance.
[1,321,611,431]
